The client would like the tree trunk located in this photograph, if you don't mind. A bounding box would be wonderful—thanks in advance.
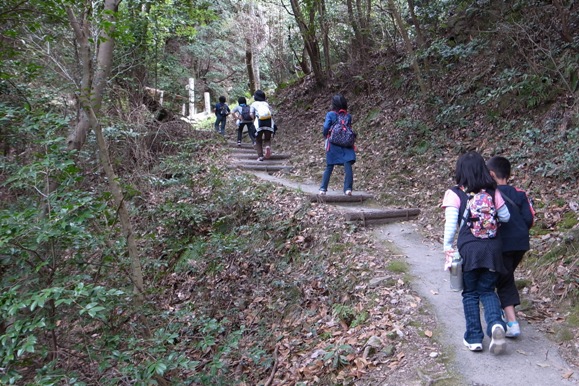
[246,38,256,95]
[289,0,325,86]
[407,0,426,48]
[318,0,332,78]
[90,107,145,305]
[347,0,373,62]
[388,0,427,95]
[347,0,364,60]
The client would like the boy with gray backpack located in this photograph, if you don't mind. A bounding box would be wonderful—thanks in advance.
[231,97,256,146]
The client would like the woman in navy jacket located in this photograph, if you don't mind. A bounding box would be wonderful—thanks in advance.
[319,95,356,196]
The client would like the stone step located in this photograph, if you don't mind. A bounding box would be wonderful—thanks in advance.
[227,164,294,173]
[228,142,256,149]
[232,159,290,166]
[232,153,291,160]
[229,148,256,154]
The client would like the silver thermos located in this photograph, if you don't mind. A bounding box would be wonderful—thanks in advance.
[450,252,463,291]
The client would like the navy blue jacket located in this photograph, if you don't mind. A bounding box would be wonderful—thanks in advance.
[497,185,534,252]
[323,111,356,165]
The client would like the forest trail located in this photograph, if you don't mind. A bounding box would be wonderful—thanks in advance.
[227,141,578,385]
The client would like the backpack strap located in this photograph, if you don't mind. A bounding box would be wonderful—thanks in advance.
[450,186,470,229]
[500,191,520,214]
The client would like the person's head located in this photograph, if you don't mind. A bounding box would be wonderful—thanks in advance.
[219,96,226,103]
[238,96,247,105]
[331,94,348,111]
[486,156,511,181]
[455,151,496,193]
[254,90,266,101]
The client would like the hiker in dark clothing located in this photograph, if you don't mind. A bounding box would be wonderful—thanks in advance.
[214,96,230,136]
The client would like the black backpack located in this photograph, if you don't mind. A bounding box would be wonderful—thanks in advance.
[219,103,228,116]
[241,105,252,121]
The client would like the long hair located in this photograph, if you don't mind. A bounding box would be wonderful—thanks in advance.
[455,151,496,193]
[331,94,347,111]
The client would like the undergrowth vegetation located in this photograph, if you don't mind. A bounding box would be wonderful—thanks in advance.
[2,104,426,383]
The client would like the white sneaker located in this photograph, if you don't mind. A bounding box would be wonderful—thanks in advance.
[344,190,352,196]
[489,324,507,355]
[463,339,483,352]
[506,321,521,338]
[318,190,326,196]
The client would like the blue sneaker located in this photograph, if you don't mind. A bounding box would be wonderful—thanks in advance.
[506,321,521,338]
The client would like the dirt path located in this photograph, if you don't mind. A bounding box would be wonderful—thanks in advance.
[230,145,577,385]
[375,222,576,385]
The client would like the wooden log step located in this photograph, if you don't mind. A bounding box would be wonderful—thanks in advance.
[308,193,373,203]
[343,208,420,222]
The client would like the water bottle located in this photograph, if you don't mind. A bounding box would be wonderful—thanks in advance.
[449,252,463,291]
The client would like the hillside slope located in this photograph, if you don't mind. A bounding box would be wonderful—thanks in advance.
[271,1,578,367]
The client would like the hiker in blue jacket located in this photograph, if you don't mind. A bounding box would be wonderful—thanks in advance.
[319,95,356,196]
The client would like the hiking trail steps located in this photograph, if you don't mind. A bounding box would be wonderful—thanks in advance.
[226,141,420,226]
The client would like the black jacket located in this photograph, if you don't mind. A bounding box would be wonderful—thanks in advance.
[497,185,534,252]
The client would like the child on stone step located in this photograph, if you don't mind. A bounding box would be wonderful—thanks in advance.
[441,151,510,354]
[251,90,274,161]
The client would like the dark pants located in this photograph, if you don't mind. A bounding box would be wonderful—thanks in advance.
[214,115,226,135]
[496,250,526,308]
[320,161,354,193]
[237,122,256,143]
